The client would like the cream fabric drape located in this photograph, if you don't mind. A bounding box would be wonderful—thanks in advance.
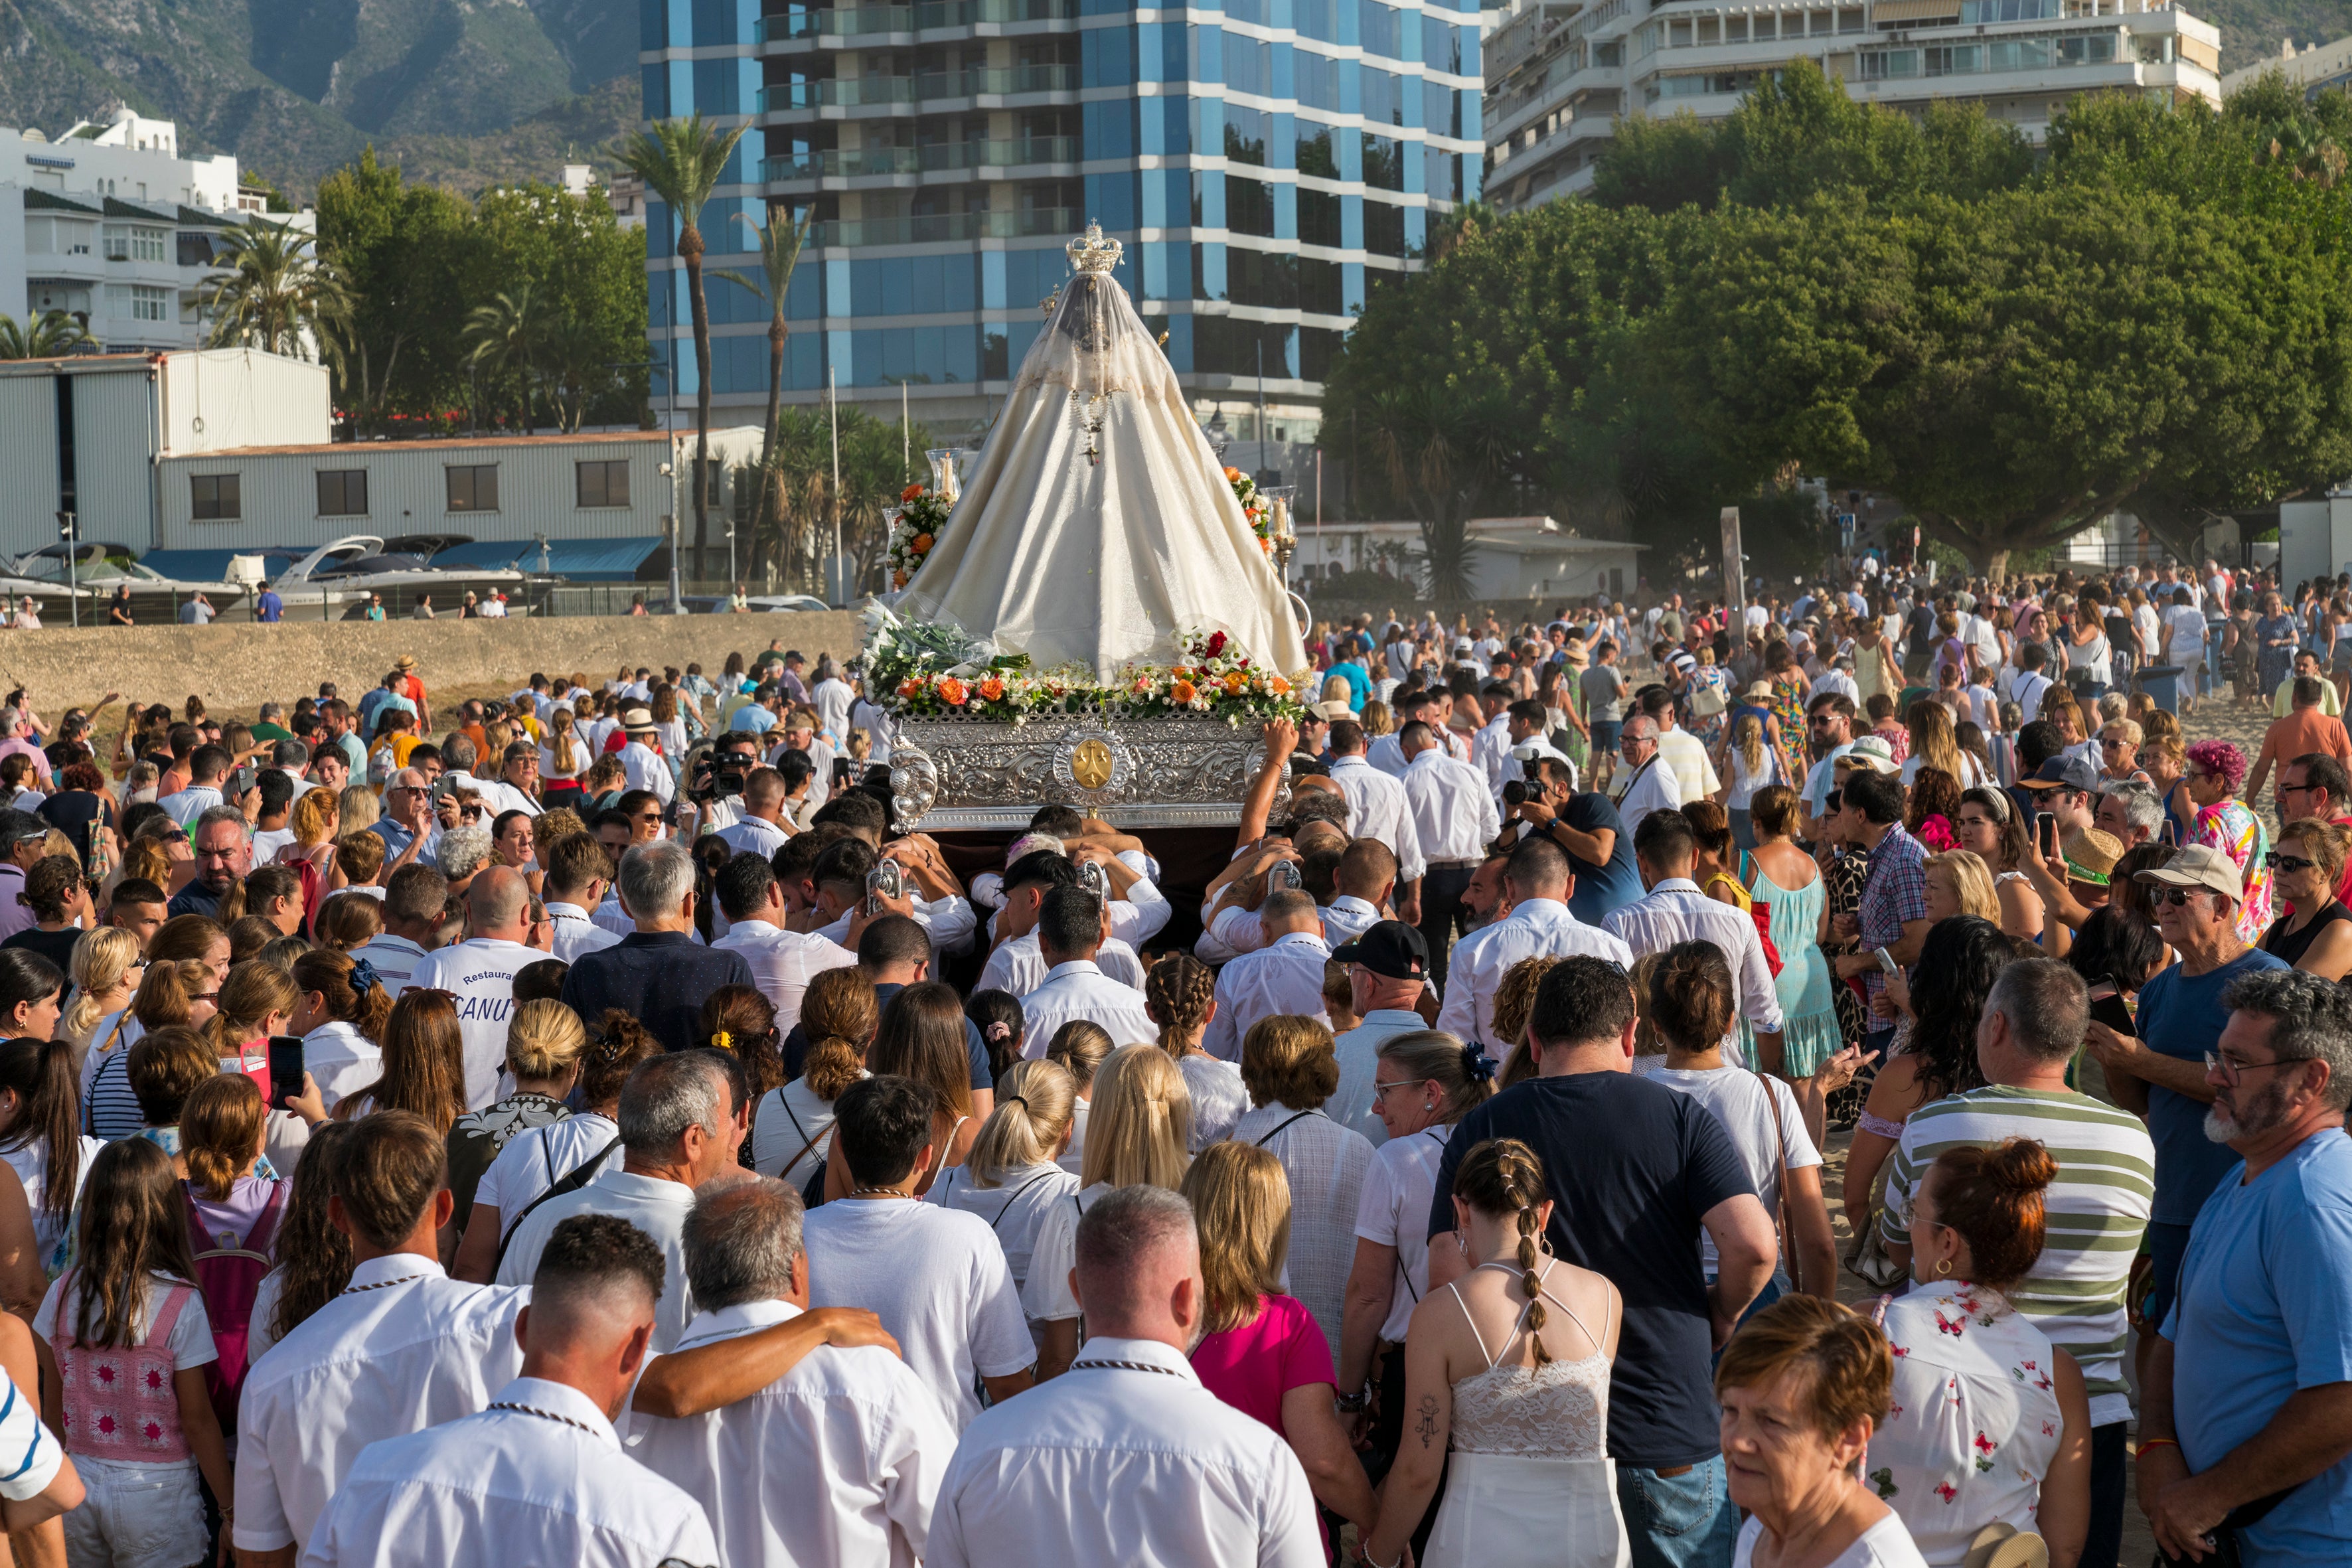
[905,271,1304,679]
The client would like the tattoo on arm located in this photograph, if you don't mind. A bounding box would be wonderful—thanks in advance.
[1415,1393,1439,1449]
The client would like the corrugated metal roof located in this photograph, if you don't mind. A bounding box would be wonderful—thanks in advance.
[433,537,666,581]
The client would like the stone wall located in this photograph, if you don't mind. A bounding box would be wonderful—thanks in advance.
[0,612,868,714]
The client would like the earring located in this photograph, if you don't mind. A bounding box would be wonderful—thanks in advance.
[1934,1257,1952,1279]
[1425,1101,1436,1113]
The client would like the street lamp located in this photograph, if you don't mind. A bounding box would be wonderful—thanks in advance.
[54,512,76,629]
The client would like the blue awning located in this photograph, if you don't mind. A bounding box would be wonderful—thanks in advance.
[433,536,666,582]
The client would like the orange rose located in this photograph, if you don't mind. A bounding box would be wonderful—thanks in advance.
[1223,671,1246,695]
[902,483,923,502]
[897,679,921,698]
[1267,674,1291,695]
[892,570,909,588]
[912,533,933,553]
[1170,679,1198,704]
[979,676,1005,701]
[937,677,969,706]
[1224,467,1242,481]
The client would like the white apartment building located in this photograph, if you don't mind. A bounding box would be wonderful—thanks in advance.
[1484,0,2221,210]
[2220,34,2352,98]
[0,106,307,352]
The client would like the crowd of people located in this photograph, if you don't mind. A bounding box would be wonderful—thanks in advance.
[0,554,2333,1567]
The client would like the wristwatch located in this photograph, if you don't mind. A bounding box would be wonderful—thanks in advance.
[1335,1387,1372,1414]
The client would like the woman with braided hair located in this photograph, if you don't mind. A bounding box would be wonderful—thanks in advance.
[1144,951,1247,1150]
[1364,1135,1627,1568]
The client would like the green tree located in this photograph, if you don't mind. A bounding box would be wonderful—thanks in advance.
[0,311,90,359]
[616,114,751,580]
[715,205,814,585]
[461,285,546,433]
[202,219,353,368]
[315,149,475,435]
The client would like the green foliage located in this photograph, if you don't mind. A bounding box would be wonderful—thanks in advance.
[201,218,354,368]
[0,311,91,359]
[749,403,931,593]
[1329,67,2352,581]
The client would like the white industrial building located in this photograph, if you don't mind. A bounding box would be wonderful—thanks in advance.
[2221,34,2352,98]
[1289,515,1645,601]
[1483,0,2222,210]
[0,345,761,569]
[0,107,303,353]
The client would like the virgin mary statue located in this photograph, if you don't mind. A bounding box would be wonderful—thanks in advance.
[903,224,1304,680]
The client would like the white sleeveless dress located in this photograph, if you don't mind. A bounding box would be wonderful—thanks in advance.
[1427,1261,1632,1568]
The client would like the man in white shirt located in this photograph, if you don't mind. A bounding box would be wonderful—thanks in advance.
[1397,718,1500,989]
[929,1184,1322,1567]
[349,862,449,997]
[1612,715,1684,842]
[1018,886,1160,1054]
[711,851,858,1032]
[498,1052,744,1354]
[804,1076,1036,1428]
[1325,921,1432,1146]
[157,744,230,827]
[1325,717,1426,898]
[405,866,547,1107]
[1436,834,1634,1054]
[617,711,676,804]
[1601,811,1784,1073]
[1202,890,1333,1060]
[631,1173,957,1566]
[716,767,794,860]
[1644,690,1721,804]
[234,1113,530,1565]
[977,851,1147,995]
[540,830,624,964]
[302,1214,720,1568]
[812,660,856,746]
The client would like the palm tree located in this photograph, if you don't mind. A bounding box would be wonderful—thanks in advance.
[540,307,615,433]
[718,204,813,585]
[0,311,90,359]
[461,285,546,433]
[615,114,751,581]
[201,219,352,370]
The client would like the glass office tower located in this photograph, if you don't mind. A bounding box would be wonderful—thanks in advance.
[641,0,1484,468]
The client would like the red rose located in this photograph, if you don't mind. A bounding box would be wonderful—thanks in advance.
[1204,631,1227,657]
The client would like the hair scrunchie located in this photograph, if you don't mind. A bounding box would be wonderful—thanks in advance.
[983,1022,1012,1042]
[712,1030,734,1053]
[347,958,381,996]
[1460,1042,1496,1085]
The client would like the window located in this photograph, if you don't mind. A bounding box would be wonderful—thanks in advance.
[446,465,499,512]
[1300,187,1342,247]
[1296,123,1339,177]
[577,460,633,508]
[1960,0,2057,19]
[1225,175,1276,237]
[1360,1,1403,59]
[317,469,368,516]
[1362,133,1405,190]
[1364,198,1406,257]
[191,474,240,520]
[106,285,169,321]
[102,226,167,262]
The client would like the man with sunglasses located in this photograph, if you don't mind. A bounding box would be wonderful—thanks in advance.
[2276,753,2352,907]
[2083,844,2289,1363]
[1794,692,1855,843]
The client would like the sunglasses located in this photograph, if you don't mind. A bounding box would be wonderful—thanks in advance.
[2151,888,2208,907]
[2265,852,2319,874]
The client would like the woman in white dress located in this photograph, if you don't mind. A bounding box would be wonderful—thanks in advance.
[1871,1139,2091,1568]
[1363,1136,1626,1568]
[1717,1296,1930,1568]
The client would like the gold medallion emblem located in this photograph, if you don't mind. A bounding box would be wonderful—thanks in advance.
[1069,737,1115,791]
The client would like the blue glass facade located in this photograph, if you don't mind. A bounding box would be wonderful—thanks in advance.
[639,0,1482,429]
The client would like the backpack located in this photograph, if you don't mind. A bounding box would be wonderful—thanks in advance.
[181,1178,287,1430]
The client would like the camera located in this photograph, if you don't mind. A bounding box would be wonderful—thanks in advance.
[1501,779,1530,807]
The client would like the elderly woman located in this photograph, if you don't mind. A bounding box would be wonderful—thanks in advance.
[1922,850,2000,927]
[1873,1140,2092,1568]
[2261,818,2352,980]
[2180,740,2271,942]
[1717,1295,1929,1568]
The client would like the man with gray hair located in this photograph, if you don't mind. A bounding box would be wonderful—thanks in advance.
[630,1174,957,1565]
[1880,957,2155,1568]
[559,838,754,1053]
[929,1184,1322,1567]
[0,706,49,785]
[2096,778,2165,850]
[2138,967,2352,1568]
[497,1051,745,1351]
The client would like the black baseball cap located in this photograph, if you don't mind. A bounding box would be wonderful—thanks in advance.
[1331,921,1428,982]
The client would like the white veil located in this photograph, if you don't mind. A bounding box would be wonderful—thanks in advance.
[903,228,1304,680]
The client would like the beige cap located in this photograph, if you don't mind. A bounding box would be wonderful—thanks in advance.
[2134,843,2242,903]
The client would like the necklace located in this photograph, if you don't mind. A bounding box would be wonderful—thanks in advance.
[846,1184,913,1200]
[339,1273,426,1296]
[489,1401,603,1437]
[1069,1358,1189,1380]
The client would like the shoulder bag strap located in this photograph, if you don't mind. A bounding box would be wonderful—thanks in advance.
[990,1170,1059,1232]
[1253,1109,1316,1148]
[771,1093,825,1181]
[1754,1070,1798,1295]
[495,1135,625,1275]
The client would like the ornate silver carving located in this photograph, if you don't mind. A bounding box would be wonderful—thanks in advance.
[890,713,1289,830]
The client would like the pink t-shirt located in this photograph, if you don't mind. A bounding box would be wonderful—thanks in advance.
[1191,1293,1337,1549]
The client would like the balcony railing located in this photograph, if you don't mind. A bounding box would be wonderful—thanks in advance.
[757,64,1077,110]
[809,205,1080,246]
[755,0,1078,40]
[761,136,1081,179]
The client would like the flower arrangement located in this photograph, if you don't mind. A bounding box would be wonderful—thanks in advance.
[1226,467,1274,556]
[866,605,1302,724]
[884,483,956,589]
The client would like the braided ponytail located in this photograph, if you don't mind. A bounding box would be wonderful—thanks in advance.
[1456,1137,1557,1366]
[1144,953,1217,1052]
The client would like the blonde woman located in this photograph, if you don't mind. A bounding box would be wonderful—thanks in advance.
[1901,700,1982,789]
[1233,1014,1376,1370]
[1024,1044,1192,1377]
[444,998,585,1236]
[60,927,142,1068]
[539,708,592,811]
[929,1058,1081,1308]
[1186,1141,1380,1552]
[1922,850,2001,925]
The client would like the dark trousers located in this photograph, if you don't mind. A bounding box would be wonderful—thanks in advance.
[1417,865,1477,994]
[2084,1421,2128,1568]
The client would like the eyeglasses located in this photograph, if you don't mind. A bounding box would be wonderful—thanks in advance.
[634,811,664,824]
[1372,1079,1423,1099]
[2151,888,2208,907]
[2203,1050,2314,1083]
[2280,779,2315,796]
[2266,852,2319,874]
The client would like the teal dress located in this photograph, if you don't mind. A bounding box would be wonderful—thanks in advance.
[1752,862,1842,1078]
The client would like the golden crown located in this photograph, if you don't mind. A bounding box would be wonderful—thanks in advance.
[1067,221,1123,274]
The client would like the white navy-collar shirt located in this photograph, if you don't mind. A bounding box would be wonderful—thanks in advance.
[301,1020,380,1115]
[301,1375,718,1568]
[1326,755,1427,882]
[1401,747,1501,865]
[978,931,1146,998]
[927,1336,1324,1568]
[1368,726,1469,778]
[495,1170,698,1352]
[349,933,429,997]
[1105,875,1174,947]
[1600,878,1784,1065]
[1435,898,1634,1052]
[233,1253,527,1555]
[546,900,625,963]
[1018,960,1162,1056]
[1203,931,1333,1061]
[814,890,979,963]
[712,917,859,1032]
[625,1299,957,1568]
[716,813,791,860]
[1210,893,1383,957]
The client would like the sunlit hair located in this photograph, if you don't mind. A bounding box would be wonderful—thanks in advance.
[1180,1140,1291,1335]
[1079,1044,1192,1190]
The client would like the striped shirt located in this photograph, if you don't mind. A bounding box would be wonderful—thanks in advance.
[1879,1084,2155,1427]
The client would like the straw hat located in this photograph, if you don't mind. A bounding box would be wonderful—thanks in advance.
[622,706,659,735]
[2061,827,2124,887]
[392,655,418,672]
